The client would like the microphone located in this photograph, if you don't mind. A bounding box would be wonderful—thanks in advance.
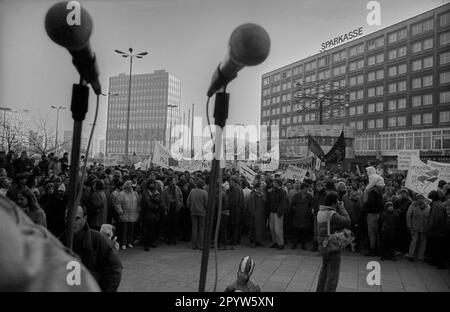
[45,2,101,95]
[207,23,270,97]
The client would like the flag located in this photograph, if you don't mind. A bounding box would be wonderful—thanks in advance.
[307,135,324,160]
[323,130,345,164]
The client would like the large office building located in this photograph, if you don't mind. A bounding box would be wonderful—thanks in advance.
[261,4,450,166]
[106,70,180,159]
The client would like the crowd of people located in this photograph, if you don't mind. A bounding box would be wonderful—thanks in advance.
[1,149,450,291]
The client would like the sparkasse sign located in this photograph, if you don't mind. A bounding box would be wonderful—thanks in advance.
[320,27,364,53]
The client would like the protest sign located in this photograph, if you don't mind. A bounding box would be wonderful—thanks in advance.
[398,150,420,170]
[239,164,257,183]
[283,165,307,181]
[260,146,280,172]
[427,160,450,182]
[405,156,439,197]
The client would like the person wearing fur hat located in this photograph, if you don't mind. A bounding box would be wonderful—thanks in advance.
[406,194,430,262]
[380,201,399,261]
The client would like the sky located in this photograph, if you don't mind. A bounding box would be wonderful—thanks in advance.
[0,0,446,140]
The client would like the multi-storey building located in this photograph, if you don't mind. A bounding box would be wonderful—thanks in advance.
[261,4,450,166]
[106,70,180,158]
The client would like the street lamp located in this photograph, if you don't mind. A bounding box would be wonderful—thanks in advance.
[167,104,178,149]
[51,105,66,155]
[114,47,148,162]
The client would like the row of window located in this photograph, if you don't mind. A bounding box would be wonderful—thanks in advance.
[355,130,450,152]
[262,27,450,85]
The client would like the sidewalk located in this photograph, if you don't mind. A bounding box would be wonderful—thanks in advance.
[117,242,450,292]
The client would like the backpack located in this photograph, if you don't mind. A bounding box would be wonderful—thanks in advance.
[321,211,353,253]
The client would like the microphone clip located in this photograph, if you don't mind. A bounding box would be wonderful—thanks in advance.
[207,64,236,97]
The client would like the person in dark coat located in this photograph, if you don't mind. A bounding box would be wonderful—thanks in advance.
[342,182,363,252]
[379,201,398,261]
[141,178,163,251]
[38,154,49,175]
[363,185,384,256]
[290,183,314,250]
[226,175,245,245]
[266,178,288,250]
[66,205,122,292]
[246,182,267,247]
[426,191,447,269]
[88,180,109,231]
[393,188,412,254]
[40,182,66,237]
[13,151,33,175]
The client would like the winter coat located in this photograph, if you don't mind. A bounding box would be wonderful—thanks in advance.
[40,193,66,237]
[266,187,289,218]
[342,190,363,225]
[116,190,140,222]
[227,185,244,225]
[290,191,314,229]
[163,185,183,213]
[427,201,447,237]
[71,223,122,292]
[363,187,383,214]
[141,189,163,221]
[406,200,430,233]
[380,209,398,234]
[187,188,208,217]
[89,190,109,228]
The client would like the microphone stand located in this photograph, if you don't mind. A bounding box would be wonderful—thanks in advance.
[65,78,90,250]
[198,91,229,292]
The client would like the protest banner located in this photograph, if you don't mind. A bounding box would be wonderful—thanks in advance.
[405,156,439,197]
[295,156,316,171]
[239,164,257,183]
[260,146,280,172]
[427,160,450,182]
[283,165,307,181]
[398,150,420,170]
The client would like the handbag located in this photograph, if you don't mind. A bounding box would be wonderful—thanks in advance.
[322,210,352,253]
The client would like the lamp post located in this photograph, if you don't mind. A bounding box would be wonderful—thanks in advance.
[168,104,178,149]
[114,48,148,162]
[51,105,66,155]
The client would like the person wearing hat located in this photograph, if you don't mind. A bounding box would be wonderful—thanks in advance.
[187,178,208,250]
[267,177,288,250]
[406,193,430,262]
[224,256,260,292]
[88,180,108,231]
[39,182,66,238]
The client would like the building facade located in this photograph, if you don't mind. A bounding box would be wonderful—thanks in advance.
[106,70,180,159]
[261,4,450,166]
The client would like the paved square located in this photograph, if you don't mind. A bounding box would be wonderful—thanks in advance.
[117,242,450,292]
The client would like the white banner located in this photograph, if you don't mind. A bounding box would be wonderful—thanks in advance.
[152,142,171,168]
[427,160,450,182]
[283,165,307,181]
[239,164,257,183]
[398,150,420,170]
[260,146,280,172]
[405,156,439,197]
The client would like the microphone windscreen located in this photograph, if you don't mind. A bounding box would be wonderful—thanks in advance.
[229,23,270,66]
[44,1,92,50]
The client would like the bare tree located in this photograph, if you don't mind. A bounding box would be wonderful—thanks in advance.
[0,114,28,152]
[28,117,71,157]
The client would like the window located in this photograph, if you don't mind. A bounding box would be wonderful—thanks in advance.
[368,36,384,50]
[368,120,375,129]
[305,61,317,71]
[412,19,434,36]
[262,77,270,86]
[376,118,384,128]
[388,28,407,43]
[318,56,330,67]
[440,111,450,122]
[376,102,383,112]
[423,56,433,68]
[282,70,291,79]
[332,65,346,76]
[398,116,406,126]
[356,105,363,115]
[368,103,375,113]
[398,98,406,109]
[293,66,303,75]
[440,71,450,84]
[368,53,384,66]
[388,66,397,77]
[440,12,450,27]
[349,106,356,116]
[423,75,433,87]
[440,51,450,65]
[388,117,397,127]
[440,31,450,45]
[349,44,364,57]
[355,121,363,129]
[412,59,422,71]
[332,50,347,63]
[388,83,397,94]
[412,114,421,125]
[423,113,433,124]
[318,70,331,80]
[440,91,450,104]
[349,74,364,86]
